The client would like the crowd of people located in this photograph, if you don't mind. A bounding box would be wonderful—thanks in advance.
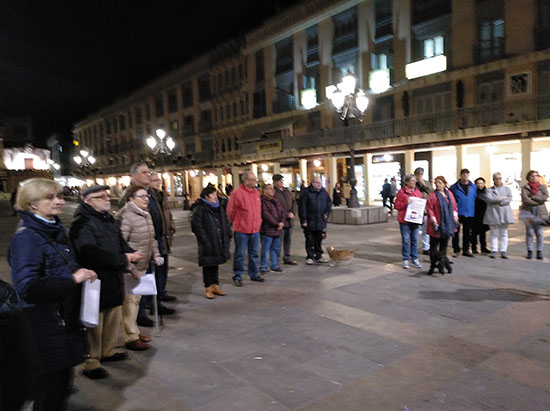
[395,167,549,275]
[3,161,549,410]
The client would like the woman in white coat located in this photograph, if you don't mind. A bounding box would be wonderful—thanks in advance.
[483,172,515,259]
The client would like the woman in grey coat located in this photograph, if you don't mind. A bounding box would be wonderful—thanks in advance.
[520,170,549,260]
[483,172,515,259]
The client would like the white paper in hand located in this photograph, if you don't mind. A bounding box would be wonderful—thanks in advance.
[125,273,157,296]
[80,279,101,328]
[404,197,427,224]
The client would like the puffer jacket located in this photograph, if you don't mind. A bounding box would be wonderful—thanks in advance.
[299,186,332,231]
[520,183,549,220]
[261,195,286,237]
[118,202,160,273]
[9,211,84,372]
[191,199,232,267]
[70,202,133,311]
[394,186,422,224]
[449,180,477,217]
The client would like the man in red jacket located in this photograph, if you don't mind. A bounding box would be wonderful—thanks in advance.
[226,171,265,287]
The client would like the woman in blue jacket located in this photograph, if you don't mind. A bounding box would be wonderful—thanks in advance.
[8,179,97,411]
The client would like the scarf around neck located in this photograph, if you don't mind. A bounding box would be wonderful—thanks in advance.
[436,189,455,237]
[529,182,540,195]
[201,197,220,208]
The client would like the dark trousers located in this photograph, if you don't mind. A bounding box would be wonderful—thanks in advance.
[304,229,324,260]
[382,196,394,211]
[280,226,293,263]
[452,216,474,253]
[429,235,450,269]
[33,368,73,411]
[471,227,488,252]
[203,265,219,287]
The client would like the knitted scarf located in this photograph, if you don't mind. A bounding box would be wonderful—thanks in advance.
[436,189,455,237]
[529,182,540,196]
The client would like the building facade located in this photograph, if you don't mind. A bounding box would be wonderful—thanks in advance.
[73,0,550,203]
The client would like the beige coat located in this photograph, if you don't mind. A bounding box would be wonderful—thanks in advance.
[118,202,160,273]
[520,183,549,220]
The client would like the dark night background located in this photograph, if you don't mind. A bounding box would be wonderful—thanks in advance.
[0,0,297,146]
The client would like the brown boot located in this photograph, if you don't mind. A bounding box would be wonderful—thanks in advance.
[211,284,227,296]
[205,286,215,299]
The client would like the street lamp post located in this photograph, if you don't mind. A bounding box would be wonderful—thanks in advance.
[146,128,176,167]
[73,149,98,182]
[326,72,369,208]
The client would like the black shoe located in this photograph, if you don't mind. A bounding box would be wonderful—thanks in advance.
[283,260,298,265]
[271,267,285,273]
[83,367,109,380]
[233,278,243,287]
[472,249,479,254]
[537,251,543,260]
[527,250,533,259]
[250,276,265,282]
[501,252,508,259]
[137,316,154,327]
[462,252,474,257]
[490,252,496,259]
[481,248,491,254]
[422,250,430,255]
[156,305,175,315]
[427,266,435,275]
[101,352,128,363]
[259,270,269,276]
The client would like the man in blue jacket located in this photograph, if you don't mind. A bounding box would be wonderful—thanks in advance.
[450,168,477,257]
[299,176,332,264]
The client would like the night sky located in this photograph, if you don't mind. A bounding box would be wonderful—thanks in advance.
[0,0,297,145]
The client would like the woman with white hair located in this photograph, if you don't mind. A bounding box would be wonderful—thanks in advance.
[484,172,515,259]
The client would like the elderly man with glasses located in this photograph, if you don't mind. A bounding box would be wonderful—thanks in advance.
[69,185,143,379]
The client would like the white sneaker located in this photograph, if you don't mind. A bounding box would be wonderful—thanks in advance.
[317,257,329,263]
[411,259,422,269]
[306,258,314,265]
[402,260,409,269]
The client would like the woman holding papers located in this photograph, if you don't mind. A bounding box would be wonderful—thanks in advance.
[8,178,97,410]
[394,174,423,269]
[118,185,163,351]
[426,176,459,275]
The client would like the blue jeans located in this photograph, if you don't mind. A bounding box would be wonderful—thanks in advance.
[400,223,419,261]
[260,235,281,271]
[233,232,260,280]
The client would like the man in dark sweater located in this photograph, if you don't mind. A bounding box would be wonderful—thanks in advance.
[273,174,299,265]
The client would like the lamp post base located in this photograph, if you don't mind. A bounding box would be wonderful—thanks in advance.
[348,187,361,208]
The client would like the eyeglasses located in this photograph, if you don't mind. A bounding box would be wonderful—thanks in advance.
[89,194,110,200]
[134,194,149,199]
[151,179,162,184]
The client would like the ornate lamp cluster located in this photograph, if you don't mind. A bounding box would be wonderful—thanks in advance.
[146,128,175,155]
[325,72,369,122]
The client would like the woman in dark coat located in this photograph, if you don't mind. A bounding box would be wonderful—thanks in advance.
[191,186,232,299]
[8,178,97,411]
[332,182,342,206]
[472,177,490,254]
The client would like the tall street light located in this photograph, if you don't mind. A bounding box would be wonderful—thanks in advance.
[73,149,98,182]
[326,71,369,208]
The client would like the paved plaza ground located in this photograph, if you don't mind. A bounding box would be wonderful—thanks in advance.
[1,202,549,410]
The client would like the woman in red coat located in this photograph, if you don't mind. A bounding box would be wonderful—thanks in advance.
[394,174,423,269]
[426,176,459,275]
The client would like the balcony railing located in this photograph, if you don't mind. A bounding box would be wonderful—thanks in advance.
[240,94,550,156]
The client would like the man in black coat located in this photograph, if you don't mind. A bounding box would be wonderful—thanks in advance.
[273,174,299,265]
[299,176,332,265]
[69,185,143,380]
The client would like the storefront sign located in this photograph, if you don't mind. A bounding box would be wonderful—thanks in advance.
[372,154,395,163]
[257,140,282,154]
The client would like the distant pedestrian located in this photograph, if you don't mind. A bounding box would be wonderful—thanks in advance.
[426,176,458,274]
[380,179,392,213]
[484,172,515,259]
[299,176,332,264]
[472,177,490,254]
[342,181,351,206]
[259,184,286,275]
[226,171,264,286]
[520,170,548,260]
[415,167,433,255]
[332,182,342,206]
[273,174,299,265]
[450,169,477,257]
[389,177,398,214]
[9,178,98,408]
[394,174,423,269]
[190,186,232,299]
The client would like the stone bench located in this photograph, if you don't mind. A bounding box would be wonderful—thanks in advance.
[328,206,388,225]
